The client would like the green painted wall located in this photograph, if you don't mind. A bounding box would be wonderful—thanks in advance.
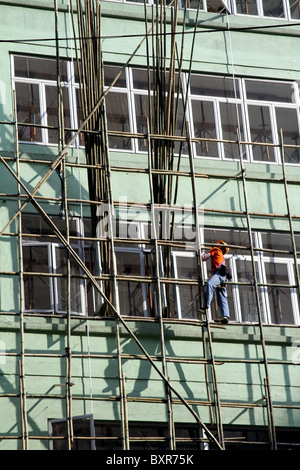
[0,315,299,449]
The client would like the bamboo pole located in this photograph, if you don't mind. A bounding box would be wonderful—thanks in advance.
[14,89,29,451]
[279,129,300,300]
[55,0,74,450]
[147,118,176,449]
[237,129,277,450]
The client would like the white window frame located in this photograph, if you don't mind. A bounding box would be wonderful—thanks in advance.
[231,0,298,21]
[172,250,198,320]
[243,78,300,164]
[260,255,299,324]
[13,56,300,166]
[22,218,88,316]
[12,55,81,148]
[101,0,299,21]
[104,66,135,153]
[114,221,156,317]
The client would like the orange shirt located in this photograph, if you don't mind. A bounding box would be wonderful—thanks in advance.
[209,247,225,272]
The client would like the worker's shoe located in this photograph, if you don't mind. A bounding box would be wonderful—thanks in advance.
[200,304,208,311]
[214,316,229,325]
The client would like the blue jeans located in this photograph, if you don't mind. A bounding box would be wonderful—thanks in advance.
[205,269,230,318]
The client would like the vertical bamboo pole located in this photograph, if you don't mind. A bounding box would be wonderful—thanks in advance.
[186,121,225,449]
[237,131,277,450]
[14,89,29,450]
[147,119,176,450]
[55,0,74,449]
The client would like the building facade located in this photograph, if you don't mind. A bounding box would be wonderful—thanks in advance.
[0,0,300,450]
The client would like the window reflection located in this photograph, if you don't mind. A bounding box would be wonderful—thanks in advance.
[262,0,285,17]
[16,82,42,142]
[290,0,300,19]
[236,0,258,15]
[248,105,275,162]
[105,92,132,150]
[192,100,218,158]
[220,102,244,159]
[265,263,295,324]
[175,256,200,320]
[23,245,52,311]
[275,107,300,164]
[45,86,72,144]
[235,259,259,322]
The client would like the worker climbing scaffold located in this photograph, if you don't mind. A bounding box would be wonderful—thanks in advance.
[201,240,232,324]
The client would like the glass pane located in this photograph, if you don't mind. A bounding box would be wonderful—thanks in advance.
[116,251,141,276]
[192,100,218,158]
[55,247,83,314]
[176,256,197,279]
[22,215,78,239]
[264,263,294,324]
[116,251,145,316]
[45,86,71,145]
[94,422,122,450]
[235,259,259,322]
[174,97,188,155]
[105,92,132,150]
[262,0,285,17]
[190,75,239,99]
[52,418,93,451]
[275,107,300,164]
[235,0,258,15]
[290,0,300,19]
[261,232,293,258]
[248,105,275,162]
[176,257,200,319]
[14,56,68,81]
[75,88,85,147]
[129,424,169,451]
[23,245,51,311]
[16,82,42,142]
[177,285,200,319]
[118,281,145,316]
[204,228,251,256]
[220,102,244,160]
[181,0,204,8]
[245,80,294,103]
[132,68,153,90]
[104,65,127,88]
[135,94,150,152]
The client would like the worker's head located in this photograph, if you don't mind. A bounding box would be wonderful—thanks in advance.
[216,240,229,255]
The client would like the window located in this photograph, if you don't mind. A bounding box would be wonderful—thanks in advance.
[114,222,157,317]
[261,0,285,18]
[14,56,300,166]
[203,228,300,325]
[290,0,300,19]
[14,56,80,147]
[172,252,201,320]
[22,215,88,315]
[212,425,300,450]
[232,0,299,19]
[102,0,300,20]
[49,415,96,450]
[21,214,300,325]
[50,418,207,450]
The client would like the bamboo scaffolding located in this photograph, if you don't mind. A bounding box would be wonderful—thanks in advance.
[55,0,74,450]
[237,129,277,450]
[14,88,29,450]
